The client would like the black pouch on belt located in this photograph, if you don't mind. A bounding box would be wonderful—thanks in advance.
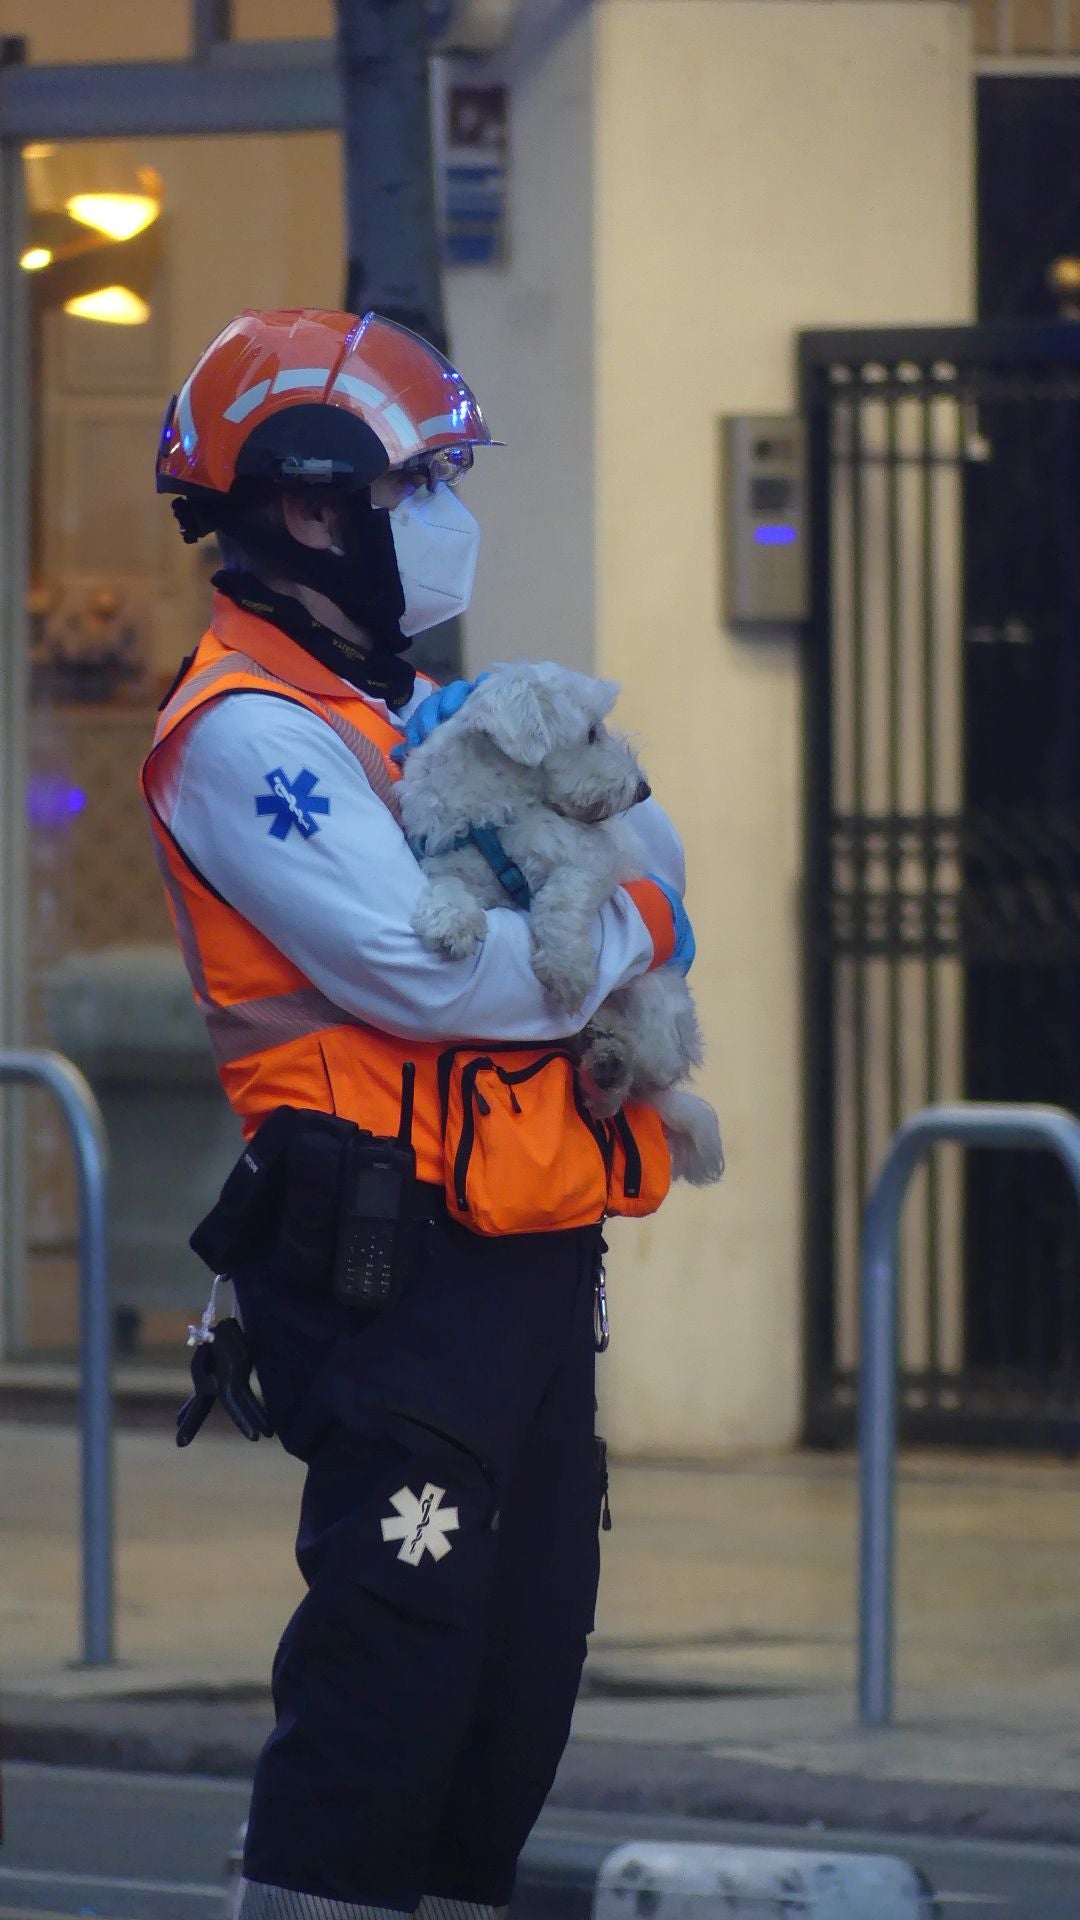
[189,1070,418,1311]
[189,1105,354,1281]
[189,1104,301,1274]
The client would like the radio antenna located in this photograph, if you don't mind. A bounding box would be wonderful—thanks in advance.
[398,1062,416,1147]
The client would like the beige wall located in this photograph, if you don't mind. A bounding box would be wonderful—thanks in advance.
[593,0,973,1456]
[448,0,597,673]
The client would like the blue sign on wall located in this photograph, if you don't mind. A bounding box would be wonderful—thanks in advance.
[437,75,508,268]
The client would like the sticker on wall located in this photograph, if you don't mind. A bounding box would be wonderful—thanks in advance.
[435,63,508,268]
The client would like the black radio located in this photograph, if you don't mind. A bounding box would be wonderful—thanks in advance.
[331,1063,417,1310]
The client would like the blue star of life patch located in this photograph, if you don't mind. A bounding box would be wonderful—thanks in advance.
[255,768,331,841]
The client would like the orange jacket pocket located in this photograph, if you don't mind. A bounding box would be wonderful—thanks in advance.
[438,1047,611,1235]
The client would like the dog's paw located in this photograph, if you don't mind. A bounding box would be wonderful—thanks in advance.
[578,1022,634,1118]
[412,883,487,959]
[654,1090,725,1185]
[531,940,597,1013]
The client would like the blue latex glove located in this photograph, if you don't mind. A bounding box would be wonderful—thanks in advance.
[391,675,490,764]
[646,874,696,974]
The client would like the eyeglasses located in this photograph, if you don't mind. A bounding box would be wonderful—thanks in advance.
[400,444,475,491]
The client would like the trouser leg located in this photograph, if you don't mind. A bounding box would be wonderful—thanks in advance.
[423,1232,602,1909]
[238,1215,595,1916]
[240,1420,500,1914]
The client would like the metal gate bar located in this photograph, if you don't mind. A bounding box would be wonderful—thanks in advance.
[859,1101,1080,1726]
[0,1048,113,1664]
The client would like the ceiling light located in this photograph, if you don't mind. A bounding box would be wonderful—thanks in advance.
[65,193,160,242]
[22,143,57,162]
[63,286,150,326]
[20,247,52,271]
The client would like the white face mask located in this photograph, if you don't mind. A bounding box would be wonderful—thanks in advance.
[389,482,481,637]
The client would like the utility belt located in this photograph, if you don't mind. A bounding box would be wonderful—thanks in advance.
[191,1042,671,1310]
[179,1071,434,1448]
[208,1039,670,1243]
[179,1062,617,1448]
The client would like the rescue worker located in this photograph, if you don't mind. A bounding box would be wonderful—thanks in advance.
[141,309,696,1920]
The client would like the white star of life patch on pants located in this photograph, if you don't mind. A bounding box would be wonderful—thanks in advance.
[380,1482,461,1565]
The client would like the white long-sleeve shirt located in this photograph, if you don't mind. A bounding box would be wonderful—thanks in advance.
[147,682,686,1045]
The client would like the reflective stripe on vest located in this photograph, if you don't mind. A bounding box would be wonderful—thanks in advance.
[203,983,366,1070]
[154,646,399,812]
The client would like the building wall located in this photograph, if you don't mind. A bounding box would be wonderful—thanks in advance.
[0,0,978,1446]
[593,0,974,1456]
[448,0,597,674]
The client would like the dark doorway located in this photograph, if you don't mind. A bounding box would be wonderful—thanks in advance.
[964,82,1080,1388]
[978,79,1080,326]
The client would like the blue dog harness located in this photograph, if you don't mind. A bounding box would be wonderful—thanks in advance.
[409,824,533,912]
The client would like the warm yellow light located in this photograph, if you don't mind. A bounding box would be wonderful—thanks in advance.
[63,286,150,326]
[22,143,56,162]
[65,192,159,242]
[20,247,52,271]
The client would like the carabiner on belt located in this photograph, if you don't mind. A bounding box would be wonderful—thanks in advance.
[593,1259,610,1354]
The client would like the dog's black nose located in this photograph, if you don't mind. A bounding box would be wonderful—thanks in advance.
[634,780,652,805]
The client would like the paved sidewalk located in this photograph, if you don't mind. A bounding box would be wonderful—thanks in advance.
[5,1418,1080,1840]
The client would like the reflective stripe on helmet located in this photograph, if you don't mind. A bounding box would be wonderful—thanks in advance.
[331,372,387,407]
[176,378,199,456]
[271,365,333,395]
[224,380,271,424]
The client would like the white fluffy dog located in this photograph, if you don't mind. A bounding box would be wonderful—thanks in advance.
[397,661,723,1185]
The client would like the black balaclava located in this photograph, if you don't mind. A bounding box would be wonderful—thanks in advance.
[211,568,416,709]
[172,484,416,708]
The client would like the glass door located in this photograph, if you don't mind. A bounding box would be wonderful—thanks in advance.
[8,127,344,1364]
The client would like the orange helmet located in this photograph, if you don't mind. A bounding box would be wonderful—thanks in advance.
[157,307,495,511]
[156,309,495,663]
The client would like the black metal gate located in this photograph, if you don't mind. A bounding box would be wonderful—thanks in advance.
[801,322,1080,1448]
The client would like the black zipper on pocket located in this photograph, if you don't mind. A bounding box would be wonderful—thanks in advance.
[611,1110,642,1200]
[438,1040,556,1127]
[572,1080,615,1185]
[497,1072,523,1115]
[595,1433,613,1531]
[499,1049,575,1084]
[453,1056,494,1210]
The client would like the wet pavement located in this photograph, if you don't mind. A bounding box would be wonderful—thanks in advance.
[5,1421,1080,1840]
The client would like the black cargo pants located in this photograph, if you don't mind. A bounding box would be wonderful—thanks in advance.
[232,1197,606,1920]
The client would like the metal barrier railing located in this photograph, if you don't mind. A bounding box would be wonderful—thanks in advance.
[858,1101,1080,1727]
[0,1049,114,1664]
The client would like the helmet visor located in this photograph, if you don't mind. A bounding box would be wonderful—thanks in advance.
[332,313,497,466]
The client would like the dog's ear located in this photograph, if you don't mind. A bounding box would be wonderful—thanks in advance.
[586,678,621,724]
[458,669,566,767]
[532,661,621,731]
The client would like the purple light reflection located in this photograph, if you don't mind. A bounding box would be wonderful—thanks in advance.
[27,778,88,827]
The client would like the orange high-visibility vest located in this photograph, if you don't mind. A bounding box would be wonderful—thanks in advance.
[141,594,670,1224]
